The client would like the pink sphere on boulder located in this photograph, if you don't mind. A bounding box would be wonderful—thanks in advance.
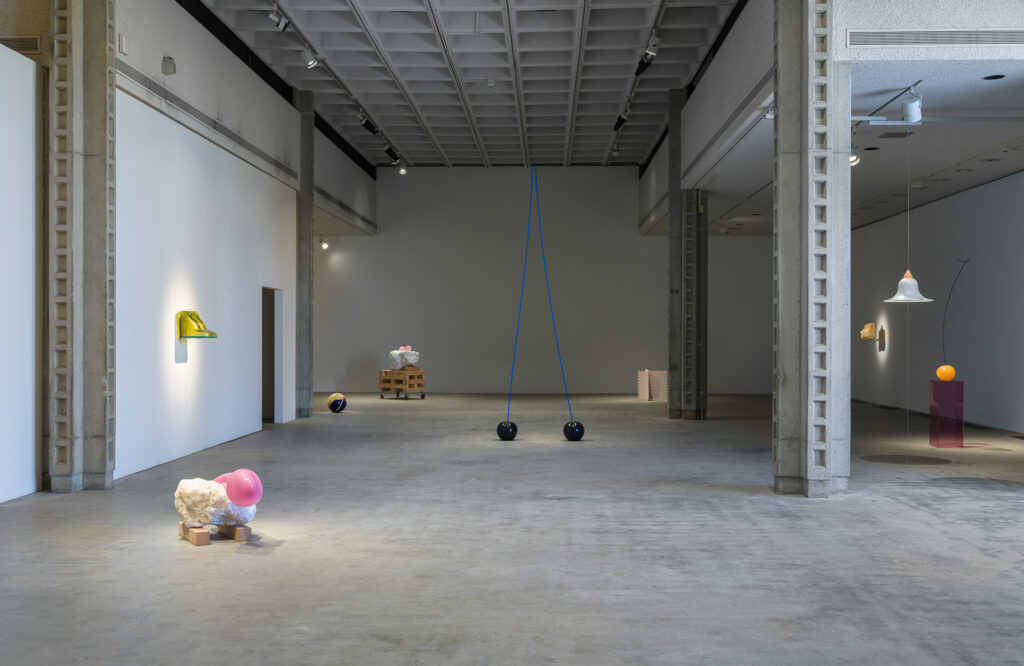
[225,468,263,507]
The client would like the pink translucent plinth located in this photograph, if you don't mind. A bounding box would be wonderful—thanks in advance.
[929,380,964,448]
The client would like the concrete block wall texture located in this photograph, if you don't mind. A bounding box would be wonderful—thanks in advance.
[313,166,668,394]
[0,46,42,503]
[852,170,1024,434]
[115,91,297,478]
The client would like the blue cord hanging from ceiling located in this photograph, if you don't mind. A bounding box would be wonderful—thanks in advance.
[498,164,583,442]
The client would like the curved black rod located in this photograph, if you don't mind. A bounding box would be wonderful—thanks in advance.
[941,257,970,365]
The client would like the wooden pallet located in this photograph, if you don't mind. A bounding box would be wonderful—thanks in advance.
[178,521,251,546]
[379,365,426,399]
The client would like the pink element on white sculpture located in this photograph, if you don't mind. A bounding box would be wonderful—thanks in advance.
[399,344,412,351]
[213,473,230,485]
[225,469,263,507]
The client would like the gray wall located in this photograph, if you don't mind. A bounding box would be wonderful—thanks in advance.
[708,236,773,395]
[314,166,667,394]
[852,170,1024,433]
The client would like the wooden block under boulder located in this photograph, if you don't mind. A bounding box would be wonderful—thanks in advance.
[216,524,252,542]
[178,521,211,546]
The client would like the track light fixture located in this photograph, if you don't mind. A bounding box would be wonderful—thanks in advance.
[320,238,329,250]
[300,48,318,69]
[613,107,630,132]
[358,113,379,135]
[850,127,861,166]
[634,33,661,76]
[268,8,290,31]
[385,146,400,164]
[398,164,407,175]
[901,87,922,124]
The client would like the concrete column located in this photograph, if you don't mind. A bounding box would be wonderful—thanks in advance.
[46,0,116,492]
[773,0,851,497]
[682,189,708,420]
[295,90,315,418]
[668,88,683,419]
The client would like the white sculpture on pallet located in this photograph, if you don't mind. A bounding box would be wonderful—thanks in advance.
[174,469,263,546]
[387,343,420,370]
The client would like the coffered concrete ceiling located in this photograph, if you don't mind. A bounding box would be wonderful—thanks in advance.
[200,0,737,167]
[691,59,1024,237]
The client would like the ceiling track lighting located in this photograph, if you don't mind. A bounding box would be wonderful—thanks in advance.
[850,127,861,166]
[385,145,400,164]
[398,164,407,175]
[635,33,660,76]
[300,47,318,69]
[358,113,379,135]
[320,238,329,250]
[613,107,630,132]
[268,7,290,32]
[901,87,922,124]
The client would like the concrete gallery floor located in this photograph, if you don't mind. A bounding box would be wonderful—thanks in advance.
[2,395,1023,665]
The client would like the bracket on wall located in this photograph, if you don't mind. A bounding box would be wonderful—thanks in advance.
[859,322,885,352]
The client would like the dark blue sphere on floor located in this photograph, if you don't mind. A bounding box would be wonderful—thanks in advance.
[328,392,347,413]
[563,421,584,441]
[497,421,518,441]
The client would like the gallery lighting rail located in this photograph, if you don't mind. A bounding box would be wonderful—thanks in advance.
[271,3,409,166]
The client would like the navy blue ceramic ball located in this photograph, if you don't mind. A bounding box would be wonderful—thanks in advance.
[497,421,518,441]
[328,392,347,413]
[563,421,584,441]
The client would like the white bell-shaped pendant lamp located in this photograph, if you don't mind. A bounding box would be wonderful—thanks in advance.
[885,270,932,303]
[884,119,932,304]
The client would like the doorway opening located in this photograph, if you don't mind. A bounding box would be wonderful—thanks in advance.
[262,287,283,424]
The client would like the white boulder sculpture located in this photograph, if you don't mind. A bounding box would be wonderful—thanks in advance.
[174,478,256,527]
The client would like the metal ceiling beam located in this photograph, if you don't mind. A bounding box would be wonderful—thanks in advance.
[502,0,530,166]
[346,0,452,167]
[423,0,490,167]
[563,0,591,166]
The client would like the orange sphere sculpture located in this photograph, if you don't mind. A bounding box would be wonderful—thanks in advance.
[936,365,956,382]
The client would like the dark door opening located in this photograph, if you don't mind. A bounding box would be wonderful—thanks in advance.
[262,287,275,423]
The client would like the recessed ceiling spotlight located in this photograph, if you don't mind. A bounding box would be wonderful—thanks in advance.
[983,74,1005,80]
[864,146,880,151]
[320,238,328,250]
[398,163,407,175]
[300,48,318,69]
[954,168,974,173]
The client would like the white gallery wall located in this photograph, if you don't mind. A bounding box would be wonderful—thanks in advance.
[314,167,667,394]
[0,46,42,503]
[852,171,1024,433]
[708,236,773,395]
[116,91,297,479]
